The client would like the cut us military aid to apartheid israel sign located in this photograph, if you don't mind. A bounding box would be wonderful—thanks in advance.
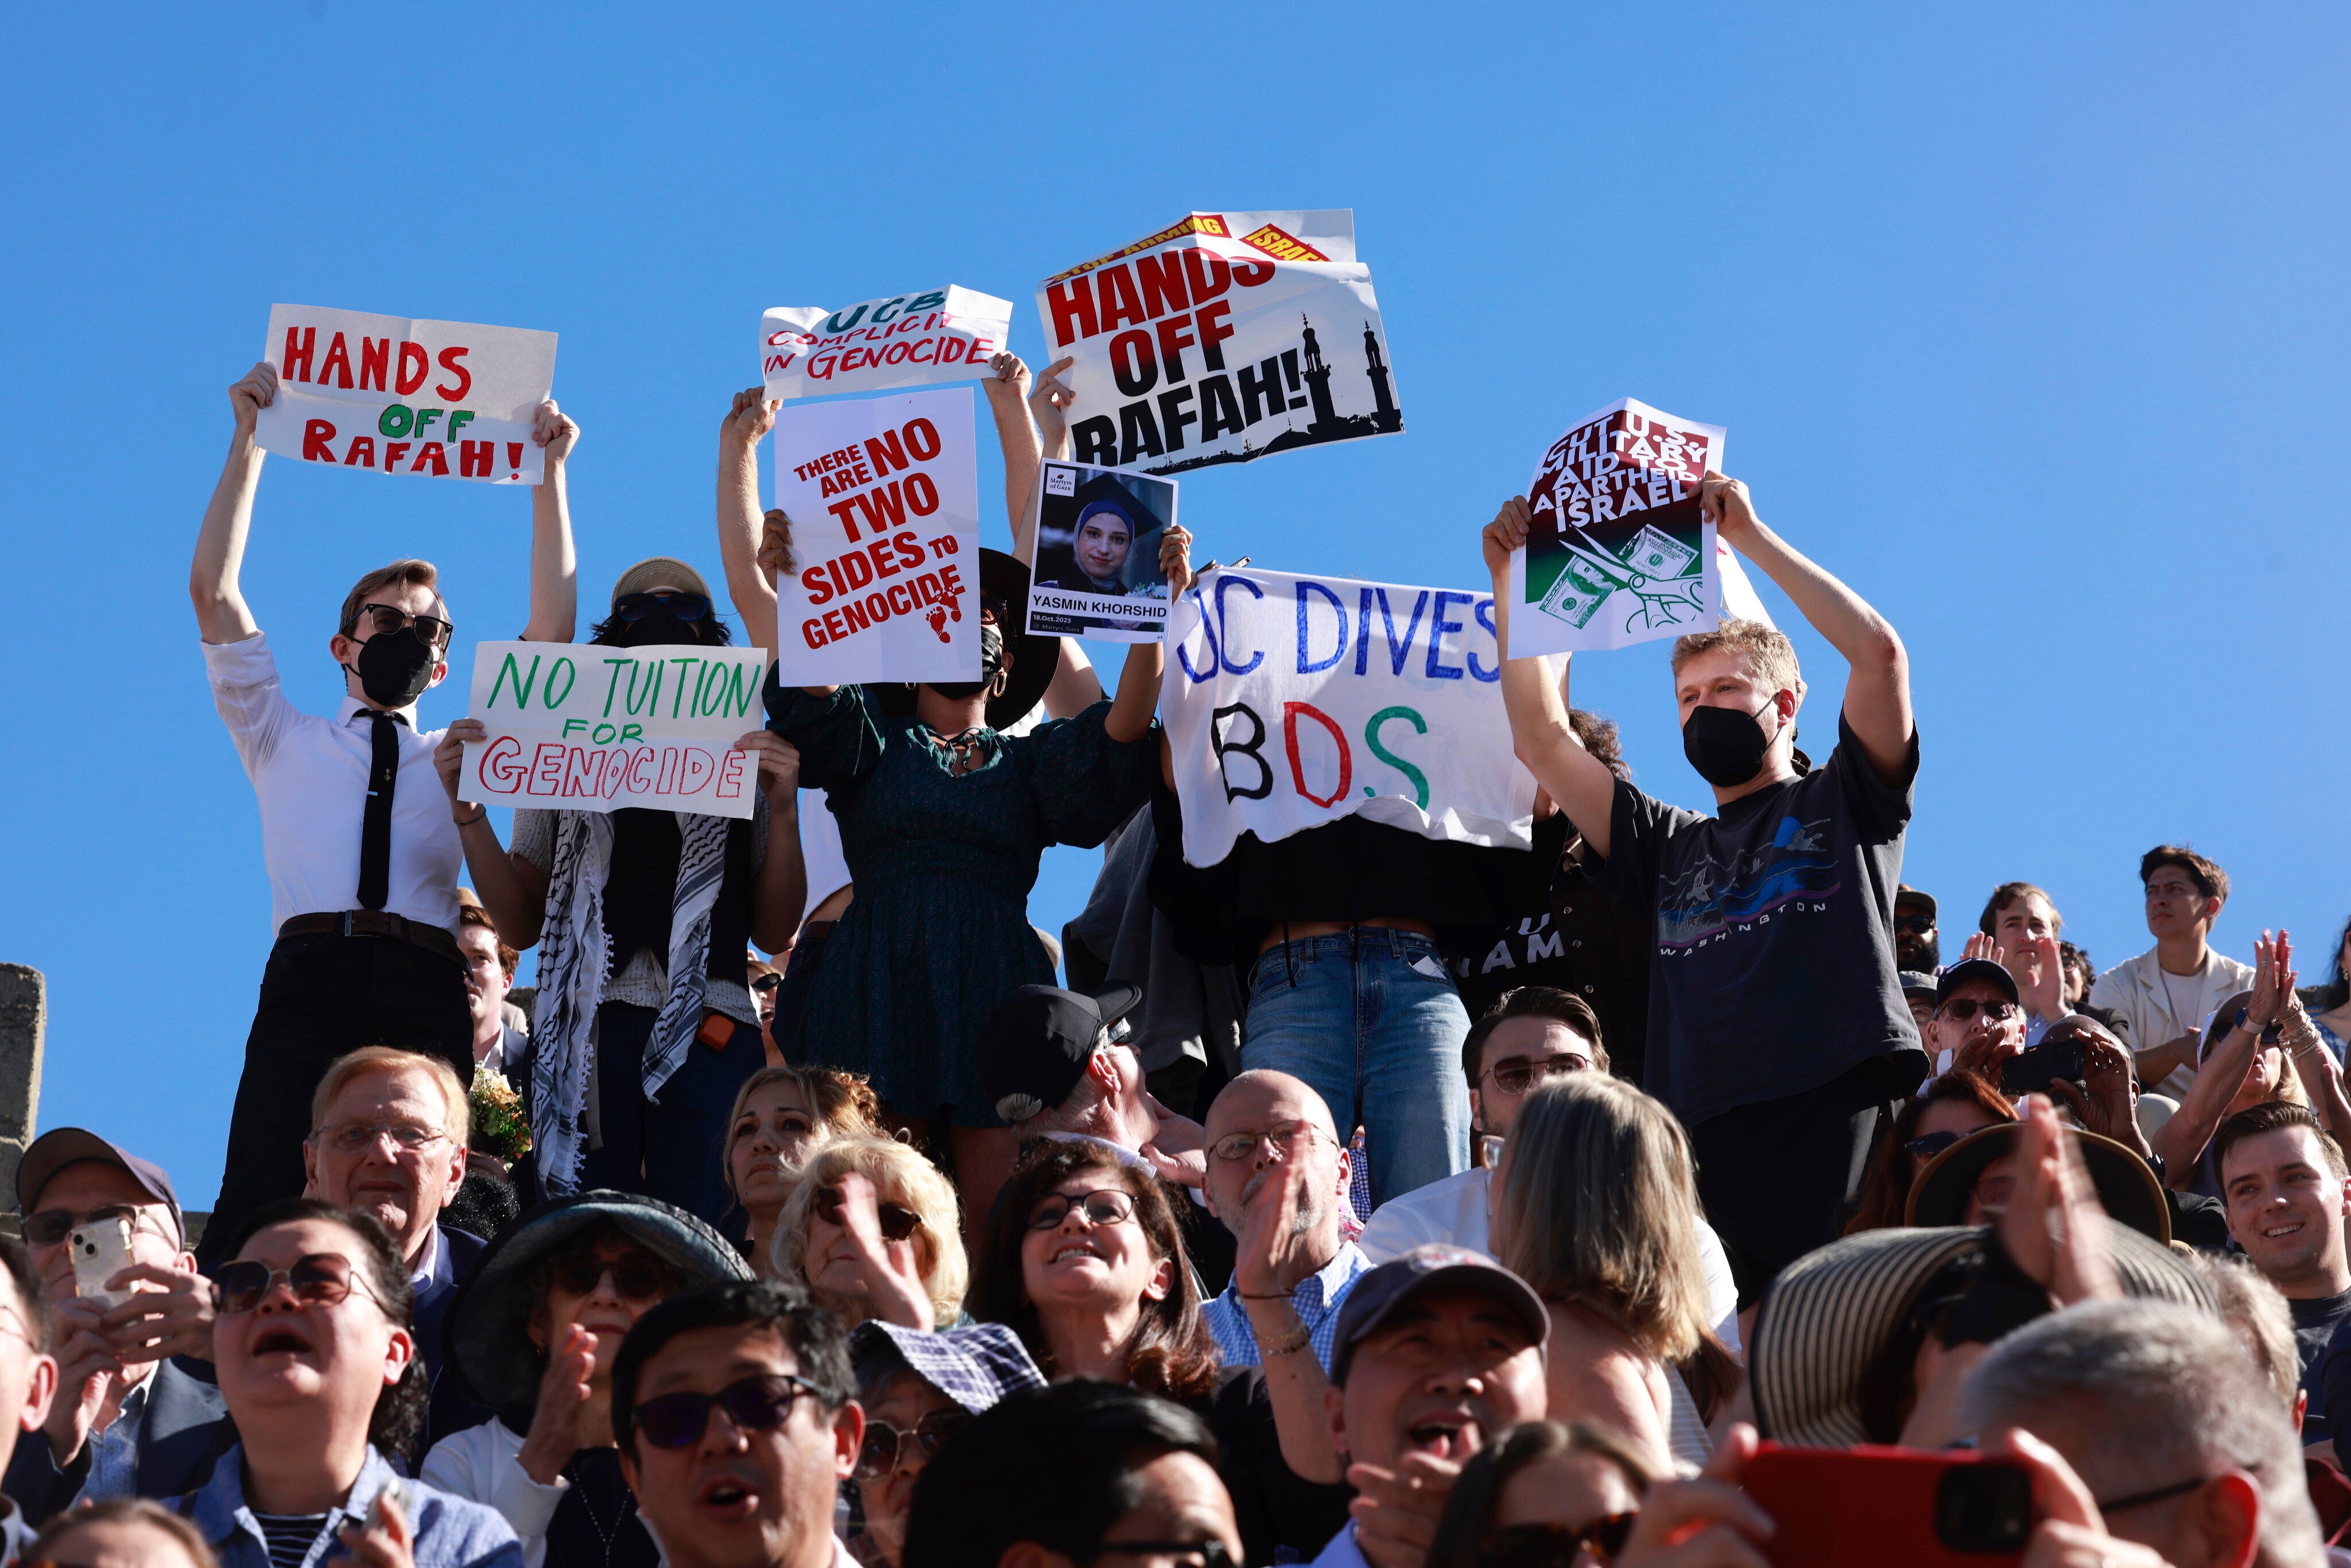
[1161,566,1535,868]
[1037,211,1402,475]
[460,642,770,819]
[255,305,558,484]
[1506,400,1729,656]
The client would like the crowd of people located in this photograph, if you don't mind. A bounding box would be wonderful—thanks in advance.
[11,348,2344,1568]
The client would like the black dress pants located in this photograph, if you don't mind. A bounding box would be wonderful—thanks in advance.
[198,932,471,1267]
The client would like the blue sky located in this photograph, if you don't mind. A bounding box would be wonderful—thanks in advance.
[3,6,2346,1203]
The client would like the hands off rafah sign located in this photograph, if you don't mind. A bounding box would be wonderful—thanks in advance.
[1508,399,1728,657]
[771,388,981,688]
[461,642,769,820]
[1161,566,1534,868]
[1038,212,1402,475]
[256,305,557,484]
[761,287,1014,401]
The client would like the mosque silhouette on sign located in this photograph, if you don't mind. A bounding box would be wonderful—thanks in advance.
[1154,311,1404,473]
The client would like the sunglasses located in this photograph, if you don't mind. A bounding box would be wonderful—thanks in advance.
[1026,1189,1139,1231]
[813,1186,922,1243]
[356,602,453,646]
[1482,1055,1589,1096]
[633,1373,817,1449]
[1905,1130,1964,1162]
[1479,1516,1640,1568]
[212,1252,378,1317]
[614,591,712,623]
[1938,998,2019,1023]
[22,1204,151,1249]
[750,973,783,995]
[854,1407,972,1480]
[1894,914,1937,934]
[551,1253,673,1301]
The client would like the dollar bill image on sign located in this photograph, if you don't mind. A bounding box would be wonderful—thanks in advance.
[1620,524,1699,581]
[1538,549,1624,629]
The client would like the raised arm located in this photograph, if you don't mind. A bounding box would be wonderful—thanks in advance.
[189,363,275,645]
[1700,473,1913,783]
[1484,498,1619,859]
[983,352,1044,556]
[520,401,580,642]
[1102,527,1190,743]
[717,388,783,662]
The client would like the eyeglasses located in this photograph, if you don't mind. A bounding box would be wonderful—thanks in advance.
[212,1252,381,1317]
[1904,1130,1964,1162]
[750,973,783,995]
[313,1120,452,1156]
[632,1373,819,1449]
[1937,998,2020,1023]
[1209,1120,1317,1164]
[1478,1517,1640,1568]
[1087,1541,1237,1568]
[551,1253,673,1301]
[854,1407,972,1480]
[2096,1474,2212,1514]
[21,1204,164,1249]
[356,603,453,647]
[0,1303,36,1348]
[812,1186,922,1243]
[1481,1055,1589,1096]
[1027,1189,1139,1231]
[614,591,713,623]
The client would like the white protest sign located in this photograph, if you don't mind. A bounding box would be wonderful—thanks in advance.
[761,287,1012,402]
[460,642,766,820]
[771,388,980,686]
[1163,566,1535,868]
[1507,399,1727,656]
[1037,211,1402,476]
[256,305,557,484]
[1023,460,1177,645]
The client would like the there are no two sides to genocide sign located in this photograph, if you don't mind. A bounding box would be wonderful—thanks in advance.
[255,305,558,484]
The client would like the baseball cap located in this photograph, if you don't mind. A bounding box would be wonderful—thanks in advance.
[1899,971,1939,1002]
[851,1320,1046,1415]
[1895,886,1937,917]
[15,1128,184,1247]
[610,557,712,607]
[1330,1245,1550,1387]
[977,984,1142,1123]
[1933,958,2019,1009]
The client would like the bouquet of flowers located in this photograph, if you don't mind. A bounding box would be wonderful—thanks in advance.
[470,1066,531,1161]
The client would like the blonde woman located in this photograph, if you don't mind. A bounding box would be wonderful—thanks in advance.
[1491,1074,1740,1470]
[722,1065,887,1272]
[772,1136,967,1329]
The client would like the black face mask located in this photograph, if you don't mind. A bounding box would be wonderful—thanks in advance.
[350,625,438,707]
[1681,701,1776,787]
[927,624,1004,701]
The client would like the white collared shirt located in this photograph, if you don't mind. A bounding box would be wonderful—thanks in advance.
[204,631,463,937]
[408,1222,445,1293]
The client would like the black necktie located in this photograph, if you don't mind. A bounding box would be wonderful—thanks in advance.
[357,709,405,911]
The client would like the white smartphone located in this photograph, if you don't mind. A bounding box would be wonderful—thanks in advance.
[69,1217,135,1309]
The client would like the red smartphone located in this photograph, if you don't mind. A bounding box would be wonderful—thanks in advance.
[1740,1442,2032,1567]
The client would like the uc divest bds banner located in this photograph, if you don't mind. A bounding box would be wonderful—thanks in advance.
[256,305,557,484]
[761,287,1012,401]
[1037,211,1402,476]
[1162,566,1535,868]
[771,388,980,687]
[1508,399,1727,655]
[460,642,768,820]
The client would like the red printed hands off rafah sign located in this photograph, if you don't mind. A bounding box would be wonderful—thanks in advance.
[771,387,981,688]
[760,287,1013,401]
[1037,211,1402,476]
[255,305,557,484]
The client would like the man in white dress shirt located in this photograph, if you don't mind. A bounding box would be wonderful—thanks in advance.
[188,359,576,1262]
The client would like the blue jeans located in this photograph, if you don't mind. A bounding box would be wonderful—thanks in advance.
[1242,929,1472,1208]
[581,1001,763,1228]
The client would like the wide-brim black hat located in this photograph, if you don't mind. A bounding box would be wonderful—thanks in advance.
[870,549,1061,731]
[443,1190,753,1430]
[1906,1123,2171,1245]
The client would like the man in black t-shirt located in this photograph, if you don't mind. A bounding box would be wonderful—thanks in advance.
[1484,472,1926,1301]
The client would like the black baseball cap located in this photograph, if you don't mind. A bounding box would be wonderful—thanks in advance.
[1899,971,1939,1002]
[1330,1245,1550,1387]
[977,983,1143,1123]
[1895,886,1937,917]
[15,1128,184,1247]
[1933,958,2020,1009]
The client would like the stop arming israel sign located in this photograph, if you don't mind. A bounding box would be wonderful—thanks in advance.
[460,642,769,820]
[1162,566,1536,868]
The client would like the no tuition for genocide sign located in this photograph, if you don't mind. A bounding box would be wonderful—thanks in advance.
[1037,211,1402,476]
[1162,566,1534,868]
[771,388,980,688]
[1508,399,1728,656]
[255,305,557,484]
[760,287,1012,402]
[460,642,769,820]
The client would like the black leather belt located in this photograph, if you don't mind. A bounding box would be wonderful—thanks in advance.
[278,909,463,967]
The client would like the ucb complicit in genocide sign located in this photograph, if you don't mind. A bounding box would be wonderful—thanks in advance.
[1023,460,1178,645]
[1508,399,1728,656]
[1162,567,1535,868]
[771,388,980,687]
[761,286,1014,401]
[1037,211,1402,476]
[255,305,557,484]
[461,642,768,819]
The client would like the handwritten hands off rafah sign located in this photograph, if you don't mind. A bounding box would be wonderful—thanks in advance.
[759,286,1013,402]
[255,305,558,484]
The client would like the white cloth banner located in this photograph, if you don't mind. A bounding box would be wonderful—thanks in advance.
[256,305,556,484]
[460,641,767,819]
[1162,566,1535,868]
[1037,211,1402,476]
[1507,398,1727,655]
[771,388,980,687]
[761,286,1012,402]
